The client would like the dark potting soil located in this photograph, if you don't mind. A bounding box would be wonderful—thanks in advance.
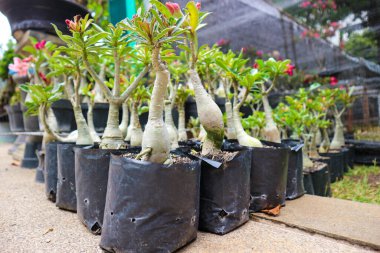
[196,150,239,163]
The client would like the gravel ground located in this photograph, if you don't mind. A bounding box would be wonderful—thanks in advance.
[0,143,375,253]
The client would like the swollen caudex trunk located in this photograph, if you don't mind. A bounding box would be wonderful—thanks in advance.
[262,94,281,143]
[87,102,101,143]
[189,69,224,156]
[301,135,314,168]
[177,105,187,141]
[308,129,320,158]
[100,100,125,149]
[165,100,179,149]
[330,115,345,150]
[130,102,143,147]
[140,47,170,163]
[72,104,93,145]
[315,129,322,145]
[233,106,262,147]
[225,101,237,140]
[125,115,133,142]
[319,128,330,153]
[119,101,129,138]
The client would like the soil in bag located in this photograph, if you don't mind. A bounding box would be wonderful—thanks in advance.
[319,151,344,183]
[282,139,305,200]
[45,141,62,202]
[74,146,128,234]
[56,143,87,212]
[196,145,252,235]
[100,153,201,253]
[250,141,289,214]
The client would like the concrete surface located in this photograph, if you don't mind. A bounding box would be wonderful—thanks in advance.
[0,143,376,252]
[253,195,380,250]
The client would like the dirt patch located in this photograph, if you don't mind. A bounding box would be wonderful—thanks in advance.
[171,154,193,164]
[304,161,327,173]
[368,173,380,187]
[202,151,239,163]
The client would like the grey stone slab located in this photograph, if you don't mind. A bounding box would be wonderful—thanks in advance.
[253,194,380,250]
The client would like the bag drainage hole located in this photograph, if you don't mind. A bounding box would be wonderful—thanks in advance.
[110,212,114,215]
[219,210,228,218]
[62,177,66,181]
[84,199,89,204]
[131,218,136,223]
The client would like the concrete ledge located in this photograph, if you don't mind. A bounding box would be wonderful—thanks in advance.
[253,195,380,251]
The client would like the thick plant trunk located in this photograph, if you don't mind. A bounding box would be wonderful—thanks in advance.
[315,129,322,146]
[140,47,170,163]
[330,114,345,150]
[100,101,125,149]
[125,113,133,142]
[130,102,143,147]
[319,128,330,153]
[308,129,319,158]
[262,94,281,143]
[177,105,187,142]
[72,104,93,145]
[225,101,237,140]
[87,102,101,143]
[165,100,178,149]
[189,69,224,156]
[119,101,129,138]
[302,134,314,168]
[233,107,262,147]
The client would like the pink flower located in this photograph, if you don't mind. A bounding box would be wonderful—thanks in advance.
[301,30,308,38]
[8,57,29,76]
[330,76,338,86]
[330,21,339,28]
[253,63,259,69]
[314,32,320,38]
[216,38,229,46]
[35,40,46,50]
[241,47,247,53]
[300,1,311,8]
[22,56,34,63]
[256,50,263,57]
[284,64,295,76]
[165,2,182,17]
[65,15,82,32]
[196,2,201,10]
[339,85,345,90]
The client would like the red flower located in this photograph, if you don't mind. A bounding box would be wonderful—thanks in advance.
[34,40,46,50]
[216,38,229,46]
[330,76,338,86]
[284,64,295,76]
[196,2,201,10]
[314,32,320,38]
[256,50,263,57]
[301,30,308,38]
[165,2,182,17]
[300,1,311,8]
[330,21,339,28]
[38,72,49,84]
[253,63,259,69]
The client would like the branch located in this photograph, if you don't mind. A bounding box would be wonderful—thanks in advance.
[83,57,112,100]
[265,74,277,95]
[236,86,249,110]
[119,65,150,102]
[113,49,121,97]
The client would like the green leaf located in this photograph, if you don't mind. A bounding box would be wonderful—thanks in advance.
[186,1,199,33]
[86,32,108,46]
[150,0,172,19]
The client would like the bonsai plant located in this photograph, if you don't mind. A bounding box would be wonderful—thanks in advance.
[99,1,202,251]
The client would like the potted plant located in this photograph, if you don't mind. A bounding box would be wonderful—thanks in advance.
[53,14,150,233]
[99,2,201,251]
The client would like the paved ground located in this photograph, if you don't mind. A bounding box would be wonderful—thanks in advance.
[254,195,380,250]
[0,143,376,252]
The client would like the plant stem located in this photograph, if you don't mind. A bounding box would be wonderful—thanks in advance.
[140,46,170,163]
[189,69,224,156]
[330,113,345,149]
[165,100,178,149]
[177,104,187,141]
[119,101,129,138]
[262,93,281,143]
[130,101,143,147]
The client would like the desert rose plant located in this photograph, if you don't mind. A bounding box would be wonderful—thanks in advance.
[54,15,150,149]
[122,0,186,163]
[254,58,294,143]
[329,86,355,149]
